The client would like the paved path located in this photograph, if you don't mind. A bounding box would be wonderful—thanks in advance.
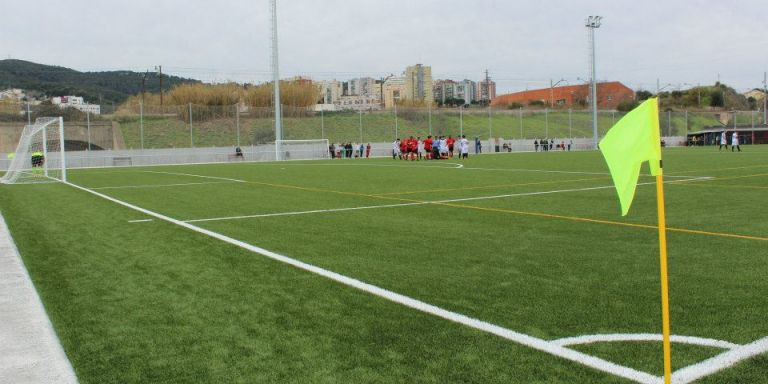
[0,212,78,384]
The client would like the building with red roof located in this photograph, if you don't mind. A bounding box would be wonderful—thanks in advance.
[492,81,635,109]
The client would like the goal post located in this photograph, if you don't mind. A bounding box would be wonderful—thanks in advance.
[1,117,67,184]
[275,139,330,161]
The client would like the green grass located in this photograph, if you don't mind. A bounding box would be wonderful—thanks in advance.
[114,110,722,149]
[1,146,767,383]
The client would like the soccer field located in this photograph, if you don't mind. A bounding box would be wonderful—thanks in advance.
[1,147,767,383]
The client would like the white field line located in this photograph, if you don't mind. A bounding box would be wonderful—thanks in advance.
[63,180,659,384]
[90,181,233,190]
[0,213,78,384]
[459,166,703,179]
[279,162,465,169]
[551,333,740,350]
[184,202,426,223]
[142,170,246,183]
[135,176,707,224]
[671,337,768,384]
[128,219,154,223]
[283,162,702,179]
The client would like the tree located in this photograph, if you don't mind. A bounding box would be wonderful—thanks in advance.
[636,90,653,101]
[616,100,639,112]
[710,90,724,107]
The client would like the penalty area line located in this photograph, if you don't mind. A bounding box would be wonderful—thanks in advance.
[125,176,711,224]
[90,181,234,190]
[142,170,247,183]
[66,180,659,384]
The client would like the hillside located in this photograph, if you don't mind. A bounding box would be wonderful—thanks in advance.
[0,59,199,104]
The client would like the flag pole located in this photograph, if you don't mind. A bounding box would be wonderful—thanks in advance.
[655,162,673,384]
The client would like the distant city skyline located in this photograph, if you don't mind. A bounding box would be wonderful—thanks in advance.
[3,1,767,94]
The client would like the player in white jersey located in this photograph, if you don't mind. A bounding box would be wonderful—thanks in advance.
[719,131,728,151]
[417,137,424,160]
[392,139,401,159]
[732,131,741,152]
[459,135,469,159]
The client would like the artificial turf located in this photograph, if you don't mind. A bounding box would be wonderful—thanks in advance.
[0,146,766,383]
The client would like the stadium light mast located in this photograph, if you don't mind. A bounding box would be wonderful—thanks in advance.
[271,0,283,160]
[763,72,767,126]
[586,16,602,149]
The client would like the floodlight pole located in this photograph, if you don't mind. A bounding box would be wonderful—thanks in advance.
[586,16,602,150]
[271,0,283,160]
[763,72,767,125]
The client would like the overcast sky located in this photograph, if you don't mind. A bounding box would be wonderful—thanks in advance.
[3,0,767,94]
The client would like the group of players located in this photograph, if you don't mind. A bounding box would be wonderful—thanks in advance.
[393,135,470,160]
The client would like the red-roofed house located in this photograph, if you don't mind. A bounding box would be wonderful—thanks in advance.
[492,81,635,109]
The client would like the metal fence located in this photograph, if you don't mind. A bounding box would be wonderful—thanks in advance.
[1,103,766,152]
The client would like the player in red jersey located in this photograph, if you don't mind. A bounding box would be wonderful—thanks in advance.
[447,135,456,158]
[405,136,416,160]
[399,138,407,160]
[423,135,433,160]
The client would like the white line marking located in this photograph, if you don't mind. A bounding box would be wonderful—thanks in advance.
[64,180,660,384]
[174,177,709,223]
[91,181,232,190]
[280,162,465,170]
[142,170,246,183]
[183,202,426,223]
[128,219,154,223]
[459,166,703,179]
[551,333,740,350]
[672,337,768,384]
[0,213,78,384]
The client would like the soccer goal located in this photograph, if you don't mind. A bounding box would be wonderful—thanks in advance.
[275,139,330,161]
[1,117,67,184]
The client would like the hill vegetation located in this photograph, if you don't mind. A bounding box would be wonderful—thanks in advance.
[0,59,199,104]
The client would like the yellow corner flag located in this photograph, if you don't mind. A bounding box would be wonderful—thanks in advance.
[600,97,674,384]
[599,97,661,216]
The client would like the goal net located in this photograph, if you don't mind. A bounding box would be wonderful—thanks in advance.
[275,139,330,161]
[1,117,67,184]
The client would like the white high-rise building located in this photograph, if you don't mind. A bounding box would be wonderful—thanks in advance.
[404,64,433,105]
[346,77,376,97]
[318,80,343,104]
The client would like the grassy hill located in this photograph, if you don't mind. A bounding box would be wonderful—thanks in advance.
[0,59,199,104]
[114,109,723,149]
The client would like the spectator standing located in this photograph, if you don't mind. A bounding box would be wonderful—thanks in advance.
[534,139,539,152]
[365,143,371,158]
[475,137,482,154]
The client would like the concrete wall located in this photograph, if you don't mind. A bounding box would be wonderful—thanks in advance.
[0,137,687,171]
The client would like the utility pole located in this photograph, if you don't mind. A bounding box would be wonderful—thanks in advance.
[155,65,163,113]
[141,71,148,105]
[484,69,491,105]
[379,74,393,109]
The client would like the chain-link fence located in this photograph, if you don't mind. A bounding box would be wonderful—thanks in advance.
[2,102,767,153]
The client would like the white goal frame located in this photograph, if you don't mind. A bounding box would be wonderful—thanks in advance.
[1,117,67,184]
[275,139,330,161]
